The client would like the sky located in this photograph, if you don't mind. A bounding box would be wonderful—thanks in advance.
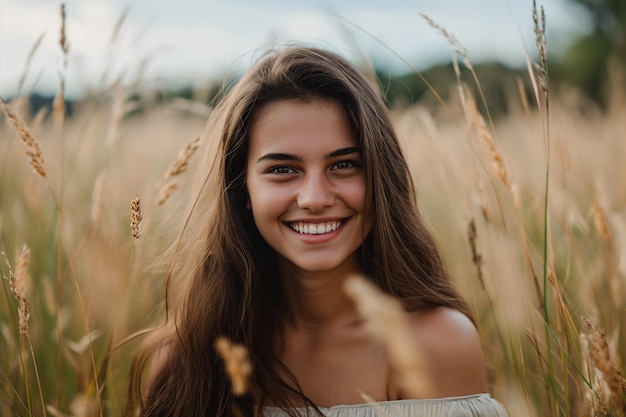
[0,0,589,98]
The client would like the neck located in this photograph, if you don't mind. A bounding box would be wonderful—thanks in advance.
[278,257,363,330]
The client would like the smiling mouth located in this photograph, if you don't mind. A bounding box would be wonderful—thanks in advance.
[288,220,343,235]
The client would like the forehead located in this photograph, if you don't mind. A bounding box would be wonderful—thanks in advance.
[247,99,356,156]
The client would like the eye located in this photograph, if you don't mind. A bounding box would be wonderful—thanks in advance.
[331,160,359,170]
[268,166,296,175]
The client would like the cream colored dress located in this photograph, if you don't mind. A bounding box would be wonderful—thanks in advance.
[263,394,508,417]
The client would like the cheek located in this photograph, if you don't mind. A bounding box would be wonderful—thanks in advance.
[247,185,287,223]
[349,180,372,231]
[345,179,366,210]
[248,193,286,248]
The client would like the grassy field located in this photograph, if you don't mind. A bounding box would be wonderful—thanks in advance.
[1,4,625,417]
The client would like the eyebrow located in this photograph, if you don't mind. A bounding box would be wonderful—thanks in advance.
[256,146,360,163]
[326,146,360,159]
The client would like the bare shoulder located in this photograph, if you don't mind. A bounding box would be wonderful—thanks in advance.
[401,307,489,398]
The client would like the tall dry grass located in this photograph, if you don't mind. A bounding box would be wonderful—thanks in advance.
[1,3,625,417]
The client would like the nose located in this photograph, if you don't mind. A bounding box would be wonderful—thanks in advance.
[297,171,334,213]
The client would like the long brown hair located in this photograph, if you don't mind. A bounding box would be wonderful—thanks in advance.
[127,46,470,417]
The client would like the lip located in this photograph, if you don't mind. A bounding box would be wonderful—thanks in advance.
[285,216,348,223]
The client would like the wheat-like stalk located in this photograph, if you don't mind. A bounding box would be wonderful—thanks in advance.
[215,338,253,397]
[4,96,28,120]
[593,198,612,241]
[1,98,47,179]
[161,136,201,181]
[462,86,511,188]
[156,136,201,206]
[53,82,66,130]
[581,333,614,417]
[9,245,32,336]
[30,105,49,136]
[59,3,69,57]
[56,3,68,134]
[42,274,57,316]
[582,316,626,414]
[517,77,532,125]
[532,0,548,93]
[511,183,522,213]
[17,32,45,93]
[5,245,48,416]
[343,275,432,397]
[105,85,127,147]
[419,13,472,71]
[155,181,179,207]
[467,218,486,291]
[130,195,142,240]
[91,172,106,226]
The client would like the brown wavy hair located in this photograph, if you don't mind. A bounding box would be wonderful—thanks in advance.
[126,46,471,417]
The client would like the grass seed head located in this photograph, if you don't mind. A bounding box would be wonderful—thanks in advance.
[582,316,626,412]
[1,98,47,179]
[593,198,612,241]
[156,181,179,207]
[59,3,69,56]
[156,136,201,206]
[343,276,432,397]
[215,338,253,397]
[532,0,548,92]
[10,245,32,336]
[462,87,510,189]
[130,195,143,240]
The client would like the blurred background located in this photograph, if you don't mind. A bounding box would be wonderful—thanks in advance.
[1,0,624,110]
[1,1,626,416]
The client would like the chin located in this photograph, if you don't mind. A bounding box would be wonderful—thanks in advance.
[285,254,358,275]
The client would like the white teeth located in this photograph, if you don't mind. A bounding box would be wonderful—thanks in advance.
[289,221,342,235]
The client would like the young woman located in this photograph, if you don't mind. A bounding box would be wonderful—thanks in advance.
[127,47,508,417]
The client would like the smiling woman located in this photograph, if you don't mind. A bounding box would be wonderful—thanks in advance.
[126,47,509,417]
[246,100,369,275]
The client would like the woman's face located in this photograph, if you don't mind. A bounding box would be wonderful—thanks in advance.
[245,99,370,275]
